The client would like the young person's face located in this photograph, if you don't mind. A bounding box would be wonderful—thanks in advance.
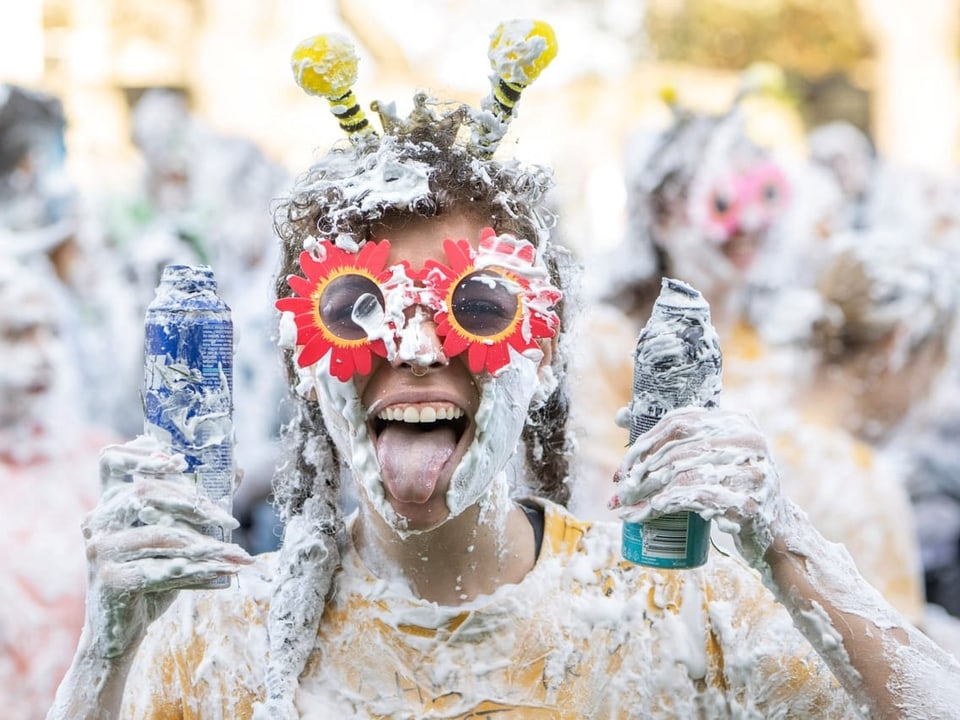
[0,286,61,427]
[356,213,489,529]
[289,213,559,534]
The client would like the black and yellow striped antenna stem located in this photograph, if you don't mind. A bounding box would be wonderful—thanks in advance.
[291,33,377,140]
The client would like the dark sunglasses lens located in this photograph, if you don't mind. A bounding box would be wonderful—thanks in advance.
[451,271,519,336]
[320,274,384,340]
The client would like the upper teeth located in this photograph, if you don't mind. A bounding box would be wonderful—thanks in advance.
[377,404,464,423]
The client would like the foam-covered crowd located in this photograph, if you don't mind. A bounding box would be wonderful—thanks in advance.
[3,17,960,719]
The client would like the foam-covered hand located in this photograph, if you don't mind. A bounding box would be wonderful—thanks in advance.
[83,434,251,658]
[610,406,787,566]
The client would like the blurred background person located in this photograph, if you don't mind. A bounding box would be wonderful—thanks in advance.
[0,83,77,276]
[806,120,876,232]
[0,256,113,719]
[568,77,798,519]
[755,228,960,637]
[804,230,960,645]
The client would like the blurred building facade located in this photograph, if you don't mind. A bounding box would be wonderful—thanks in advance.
[1,0,958,259]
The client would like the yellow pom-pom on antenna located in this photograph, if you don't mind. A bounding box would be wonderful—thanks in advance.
[291,33,357,97]
[291,33,375,138]
[488,19,558,87]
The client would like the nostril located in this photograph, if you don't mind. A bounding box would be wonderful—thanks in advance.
[403,356,447,376]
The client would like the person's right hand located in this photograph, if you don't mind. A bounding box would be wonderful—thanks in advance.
[84,434,252,659]
[609,406,787,567]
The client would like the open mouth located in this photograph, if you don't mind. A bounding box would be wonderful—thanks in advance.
[372,402,469,440]
[369,401,472,506]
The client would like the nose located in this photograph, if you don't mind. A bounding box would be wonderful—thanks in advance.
[391,307,448,375]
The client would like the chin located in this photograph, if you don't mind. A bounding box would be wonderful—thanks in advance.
[386,496,452,534]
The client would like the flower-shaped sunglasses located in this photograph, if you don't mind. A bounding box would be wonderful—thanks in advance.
[276,227,561,381]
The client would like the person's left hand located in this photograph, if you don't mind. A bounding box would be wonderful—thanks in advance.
[609,406,787,565]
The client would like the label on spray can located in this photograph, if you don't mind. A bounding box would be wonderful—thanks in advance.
[622,277,722,569]
[143,264,234,587]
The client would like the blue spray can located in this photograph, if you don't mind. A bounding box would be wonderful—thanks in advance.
[143,264,234,587]
[621,277,722,569]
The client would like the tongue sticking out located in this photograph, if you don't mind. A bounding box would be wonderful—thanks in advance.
[376,423,458,504]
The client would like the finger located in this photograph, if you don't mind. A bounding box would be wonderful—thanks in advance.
[89,525,252,566]
[629,408,765,465]
[99,557,250,594]
[89,481,238,533]
[616,484,717,524]
[614,450,776,520]
[99,436,188,491]
[616,442,761,507]
[618,478,769,528]
[631,405,713,447]
[138,491,239,531]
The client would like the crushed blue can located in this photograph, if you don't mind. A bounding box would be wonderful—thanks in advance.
[143,264,235,587]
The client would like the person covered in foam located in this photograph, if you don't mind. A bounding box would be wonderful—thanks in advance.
[50,20,960,720]
[802,229,960,649]
[0,256,114,718]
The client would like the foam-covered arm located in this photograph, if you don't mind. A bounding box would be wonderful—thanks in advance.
[761,500,960,719]
[47,435,252,719]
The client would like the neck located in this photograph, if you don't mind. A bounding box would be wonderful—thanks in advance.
[352,495,537,605]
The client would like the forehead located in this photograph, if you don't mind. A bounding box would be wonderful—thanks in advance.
[0,287,57,330]
[370,214,487,267]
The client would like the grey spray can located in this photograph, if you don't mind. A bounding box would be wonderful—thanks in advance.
[622,277,722,569]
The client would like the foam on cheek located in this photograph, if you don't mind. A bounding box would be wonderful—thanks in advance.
[280,306,399,529]
[446,349,540,517]
[308,362,401,529]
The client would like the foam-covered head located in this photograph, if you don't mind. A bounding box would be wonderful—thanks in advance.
[0,84,75,255]
[814,230,957,365]
[272,99,575,529]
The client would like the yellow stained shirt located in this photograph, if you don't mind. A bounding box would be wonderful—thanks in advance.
[122,501,858,719]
